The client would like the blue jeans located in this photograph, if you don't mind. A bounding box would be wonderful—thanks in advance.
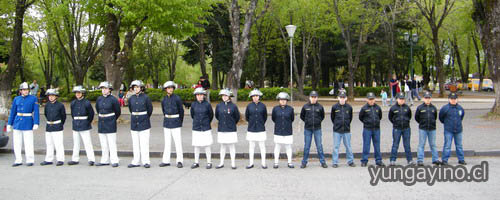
[361,129,382,164]
[412,89,421,100]
[417,129,439,162]
[332,132,354,164]
[390,128,413,162]
[442,131,465,162]
[302,129,326,164]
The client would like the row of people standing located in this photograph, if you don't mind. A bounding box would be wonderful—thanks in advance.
[6,81,466,168]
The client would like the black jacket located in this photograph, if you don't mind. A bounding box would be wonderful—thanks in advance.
[359,104,382,129]
[388,103,412,130]
[300,103,324,130]
[272,105,294,136]
[215,101,240,132]
[330,103,353,133]
[128,93,153,131]
[96,95,121,133]
[44,101,66,132]
[70,98,94,131]
[161,94,184,128]
[415,103,437,131]
[190,100,214,131]
[245,102,267,132]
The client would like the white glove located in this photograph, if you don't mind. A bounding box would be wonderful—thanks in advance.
[6,125,12,133]
[33,125,39,130]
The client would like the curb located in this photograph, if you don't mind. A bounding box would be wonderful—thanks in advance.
[1,149,498,159]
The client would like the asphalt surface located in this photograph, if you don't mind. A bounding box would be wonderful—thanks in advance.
[0,154,498,199]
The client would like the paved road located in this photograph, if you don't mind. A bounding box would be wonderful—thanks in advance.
[0,154,498,200]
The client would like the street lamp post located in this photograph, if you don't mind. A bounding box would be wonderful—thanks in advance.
[404,32,419,80]
[286,25,297,103]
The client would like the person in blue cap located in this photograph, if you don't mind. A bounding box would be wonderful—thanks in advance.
[415,91,441,166]
[359,92,385,167]
[331,91,355,168]
[388,93,413,166]
[299,91,327,168]
[7,82,40,167]
[40,89,66,166]
[439,92,466,165]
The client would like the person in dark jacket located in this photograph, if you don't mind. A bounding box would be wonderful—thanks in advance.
[40,89,66,166]
[7,82,40,167]
[299,91,327,169]
[190,87,214,169]
[439,92,466,165]
[245,89,268,169]
[68,85,95,166]
[388,93,414,165]
[272,92,295,169]
[359,92,385,167]
[95,81,121,167]
[331,91,355,168]
[415,91,441,166]
[127,80,153,168]
[215,89,240,169]
[160,81,185,168]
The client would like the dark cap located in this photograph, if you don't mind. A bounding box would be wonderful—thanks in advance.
[448,92,458,99]
[396,92,405,99]
[423,91,432,98]
[309,91,319,97]
[366,92,376,99]
[338,91,347,98]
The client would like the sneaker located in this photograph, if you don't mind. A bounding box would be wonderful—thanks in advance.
[231,166,237,170]
[128,164,140,168]
[112,163,119,168]
[40,161,53,166]
[348,162,356,167]
[88,161,95,166]
[441,161,449,166]
[361,162,367,167]
[376,162,385,167]
[159,163,170,167]
[332,164,338,168]
[56,161,64,166]
[246,164,254,169]
[96,163,110,166]
[68,161,79,165]
[458,160,467,165]
[408,160,415,165]
[26,163,34,167]
[262,165,268,169]
[432,161,442,166]
[287,163,294,168]
[216,164,224,169]
[191,163,200,169]
[144,164,151,168]
[321,163,328,168]
[300,163,307,169]
[177,162,183,168]
[12,163,22,167]
[273,163,279,169]
[417,161,424,166]
[206,163,213,169]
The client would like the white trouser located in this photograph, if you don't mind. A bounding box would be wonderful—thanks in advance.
[274,143,292,164]
[219,144,236,167]
[45,131,65,162]
[98,133,119,164]
[72,130,95,162]
[249,141,266,166]
[131,129,150,165]
[13,130,34,164]
[163,128,183,164]
[194,146,212,164]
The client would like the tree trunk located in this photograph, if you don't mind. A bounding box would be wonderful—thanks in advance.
[0,0,32,116]
[199,33,207,77]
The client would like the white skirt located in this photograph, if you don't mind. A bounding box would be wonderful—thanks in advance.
[217,132,238,144]
[274,135,293,144]
[246,131,267,142]
[192,130,213,146]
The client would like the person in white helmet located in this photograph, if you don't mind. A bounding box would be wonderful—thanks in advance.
[245,89,268,169]
[160,81,185,168]
[127,80,153,168]
[190,87,214,169]
[272,92,295,168]
[68,85,96,166]
[40,89,66,166]
[95,81,121,167]
[215,89,240,169]
[7,82,40,167]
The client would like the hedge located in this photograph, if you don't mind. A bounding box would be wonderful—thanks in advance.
[12,86,390,102]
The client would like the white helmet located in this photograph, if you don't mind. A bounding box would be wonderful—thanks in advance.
[163,81,176,89]
[130,80,144,88]
[249,89,263,97]
[19,82,29,90]
[276,92,290,100]
[219,88,232,97]
[72,85,86,93]
[98,81,113,90]
[46,89,59,96]
[193,87,207,95]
